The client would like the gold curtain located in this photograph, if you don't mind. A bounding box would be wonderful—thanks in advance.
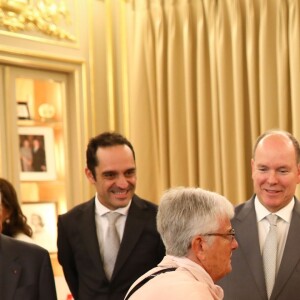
[110,0,300,204]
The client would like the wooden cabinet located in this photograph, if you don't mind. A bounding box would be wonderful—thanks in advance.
[0,58,90,208]
[5,68,69,213]
[0,1,92,296]
[0,58,89,283]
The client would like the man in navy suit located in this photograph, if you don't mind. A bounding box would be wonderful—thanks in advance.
[57,132,165,300]
[0,190,57,300]
[218,130,300,300]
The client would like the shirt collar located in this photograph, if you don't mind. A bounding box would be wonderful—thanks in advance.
[94,193,131,217]
[254,195,294,223]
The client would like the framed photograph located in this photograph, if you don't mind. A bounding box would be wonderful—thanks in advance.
[18,126,56,181]
[17,101,30,120]
[21,202,58,253]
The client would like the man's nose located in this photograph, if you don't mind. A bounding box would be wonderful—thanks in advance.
[267,171,278,184]
[232,238,238,250]
[116,175,129,188]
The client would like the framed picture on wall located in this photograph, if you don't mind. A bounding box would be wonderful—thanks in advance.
[18,126,56,181]
[17,101,30,120]
[21,201,58,253]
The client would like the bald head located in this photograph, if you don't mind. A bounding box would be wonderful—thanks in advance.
[253,130,300,164]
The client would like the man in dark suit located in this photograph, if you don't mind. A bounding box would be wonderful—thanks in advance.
[57,132,165,300]
[218,129,300,300]
[0,192,57,300]
[32,137,46,172]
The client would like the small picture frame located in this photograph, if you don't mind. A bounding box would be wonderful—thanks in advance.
[21,201,58,253]
[17,101,30,120]
[18,126,56,181]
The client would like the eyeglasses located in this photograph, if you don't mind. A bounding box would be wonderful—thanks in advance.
[203,228,236,241]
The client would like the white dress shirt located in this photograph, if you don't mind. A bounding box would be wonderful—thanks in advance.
[94,194,131,260]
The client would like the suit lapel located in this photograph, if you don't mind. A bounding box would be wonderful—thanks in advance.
[112,196,147,277]
[272,198,300,299]
[78,200,104,272]
[234,198,267,298]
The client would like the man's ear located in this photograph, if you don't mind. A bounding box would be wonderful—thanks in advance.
[85,168,96,184]
[191,235,206,261]
[297,163,300,184]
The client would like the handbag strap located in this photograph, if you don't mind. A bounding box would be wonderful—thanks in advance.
[124,267,177,300]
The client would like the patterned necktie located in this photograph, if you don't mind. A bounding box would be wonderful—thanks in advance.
[263,214,278,299]
[102,212,121,280]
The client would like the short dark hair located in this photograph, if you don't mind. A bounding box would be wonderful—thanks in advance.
[252,129,300,163]
[86,132,135,179]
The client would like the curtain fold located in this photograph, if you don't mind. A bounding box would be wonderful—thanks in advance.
[120,0,300,203]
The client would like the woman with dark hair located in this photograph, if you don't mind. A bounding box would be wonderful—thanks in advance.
[0,177,33,242]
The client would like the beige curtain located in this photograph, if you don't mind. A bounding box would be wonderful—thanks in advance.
[111,0,300,204]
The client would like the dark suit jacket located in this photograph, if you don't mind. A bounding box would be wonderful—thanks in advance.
[218,196,300,300]
[0,234,57,300]
[57,194,165,300]
[32,148,46,172]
